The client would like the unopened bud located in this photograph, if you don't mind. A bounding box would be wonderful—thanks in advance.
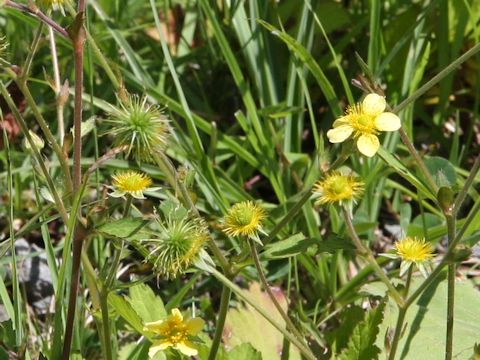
[23,130,45,152]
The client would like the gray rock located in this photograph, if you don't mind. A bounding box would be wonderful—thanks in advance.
[5,238,55,314]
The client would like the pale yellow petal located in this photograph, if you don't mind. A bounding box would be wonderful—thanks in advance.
[149,341,172,358]
[144,319,166,333]
[357,134,380,157]
[170,308,183,322]
[186,317,205,335]
[332,115,349,127]
[374,112,401,131]
[362,93,386,116]
[327,125,353,143]
[175,340,198,356]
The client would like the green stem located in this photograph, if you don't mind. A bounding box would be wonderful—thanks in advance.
[342,207,404,306]
[445,214,456,360]
[209,268,316,360]
[80,250,113,360]
[208,285,231,360]
[8,69,74,195]
[249,240,307,345]
[453,154,480,214]
[398,128,438,194]
[62,1,87,357]
[389,307,407,360]
[105,195,132,288]
[0,80,69,224]
[265,154,348,244]
[393,42,480,114]
[153,151,231,273]
[388,267,412,360]
[22,23,44,79]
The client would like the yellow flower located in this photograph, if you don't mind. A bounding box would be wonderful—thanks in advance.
[327,93,401,157]
[312,171,364,206]
[223,201,267,243]
[144,215,209,279]
[382,237,434,277]
[144,308,204,358]
[110,170,159,199]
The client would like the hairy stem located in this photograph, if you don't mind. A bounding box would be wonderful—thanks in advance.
[62,1,87,358]
[208,285,231,360]
[209,268,316,360]
[388,267,412,360]
[4,0,70,39]
[445,214,456,360]
[342,207,404,306]
[249,239,307,345]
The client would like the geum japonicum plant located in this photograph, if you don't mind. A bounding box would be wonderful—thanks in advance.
[2,1,480,360]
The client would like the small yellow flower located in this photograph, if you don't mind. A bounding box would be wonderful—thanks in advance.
[382,237,434,277]
[327,93,401,157]
[312,171,364,206]
[144,308,204,358]
[144,215,209,279]
[223,201,267,243]
[110,170,159,199]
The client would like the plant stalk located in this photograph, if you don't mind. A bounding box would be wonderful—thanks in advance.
[208,285,231,360]
[62,1,87,358]
[249,239,307,345]
[445,213,456,360]
[342,207,404,306]
[388,267,412,360]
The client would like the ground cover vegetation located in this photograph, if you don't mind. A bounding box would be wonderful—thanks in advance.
[1,0,480,359]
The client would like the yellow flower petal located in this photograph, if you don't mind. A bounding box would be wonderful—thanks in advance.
[171,308,183,322]
[327,125,353,143]
[332,116,349,127]
[186,317,205,335]
[357,134,380,157]
[143,319,165,333]
[374,112,401,131]
[362,93,386,116]
[149,341,172,358]
[175,340,198,356]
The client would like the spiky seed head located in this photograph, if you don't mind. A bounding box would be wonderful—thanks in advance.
[142,215,209,279]
[104,94,170,163]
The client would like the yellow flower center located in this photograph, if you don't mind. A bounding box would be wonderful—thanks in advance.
[112,171,152,192]
[395,237,434,262]
[347,105,377,135]
[161,320,188,345]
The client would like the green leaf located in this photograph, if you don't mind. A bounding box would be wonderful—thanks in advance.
[108,293,144,335]
[158,200,188,221]
[97,218,150,240]
[223,283,301,360]
[424,156,457,188]
[378,276,480,358]
[257,19,341,117]
[127,283,166,323]
[226,343,263,360]
[262,233,316,259]
[377,147,433,198]
[317,235,356,254]
[325,305,365,354]
[118,341,152,360]
[338,301,386,360]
